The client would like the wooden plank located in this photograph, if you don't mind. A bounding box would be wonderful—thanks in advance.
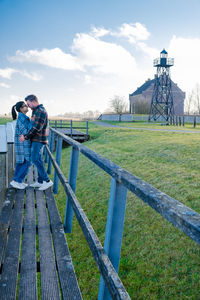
[36,189,60,300]
[26,165,34,185]
[45,188,82,300]
[18,188,37,300]
[0,188,15,266]
[0,189,25,300]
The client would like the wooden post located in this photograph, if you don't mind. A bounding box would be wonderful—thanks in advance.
[183,116,185,126]
[179,116,181,126]
[6,122,15,183]
[86,121,88,135]
[98,178,128,300]
[53,135,63,194]
[194,116,196,128]
[0,125,8,212]
[70,120,73,138]
[64,146,79,233]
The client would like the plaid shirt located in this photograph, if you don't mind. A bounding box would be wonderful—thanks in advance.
[15,113,32,164]
[25,104,48,144]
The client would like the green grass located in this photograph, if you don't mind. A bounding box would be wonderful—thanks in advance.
[101,120,200,131]
[49,122,200,299]
[0,117,12,124]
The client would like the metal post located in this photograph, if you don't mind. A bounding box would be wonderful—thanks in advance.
[47,130,55,174]
[53,135,63,194]
[70,120,73,138]
[64,146,79,233]
[98,178,128,300]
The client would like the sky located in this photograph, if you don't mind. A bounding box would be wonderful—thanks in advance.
[1,0,200,116]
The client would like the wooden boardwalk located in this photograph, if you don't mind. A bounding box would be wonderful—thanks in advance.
[0,167,82,299]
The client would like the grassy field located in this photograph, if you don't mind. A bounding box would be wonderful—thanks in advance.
[101,120,200,131]
[49,122,200,299]
[0,117,12,124]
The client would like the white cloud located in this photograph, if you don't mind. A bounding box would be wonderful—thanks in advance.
[0,82,10,88]
[114,22,150,43]
[10,48,83,71]
[0,68,16,79]
[72,32,137,76]
[91,26,110,38]
[168,36,200,92]
[18,70,43,81]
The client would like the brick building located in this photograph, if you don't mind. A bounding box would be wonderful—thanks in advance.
[129,78,185,115]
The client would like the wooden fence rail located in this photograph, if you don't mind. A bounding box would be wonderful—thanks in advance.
[46,126,200,300]
[49,120,89,135]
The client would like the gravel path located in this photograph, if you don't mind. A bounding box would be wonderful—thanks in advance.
[92,121,200,134]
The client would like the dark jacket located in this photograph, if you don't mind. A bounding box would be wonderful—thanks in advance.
[25,104,48,144]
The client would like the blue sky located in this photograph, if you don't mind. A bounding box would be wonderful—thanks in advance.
[1,0,200,115]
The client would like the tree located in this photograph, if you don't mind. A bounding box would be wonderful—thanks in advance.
[184,91,194,115]
[193,83,200,114]
[109,95,128,114]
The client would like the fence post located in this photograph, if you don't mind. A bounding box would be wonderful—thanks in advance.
[179,116,181,126]
[194,116,196,128]
[70,120,73,138]
[64,146,79,233]
[47,130,55,174]
[6,122,15,183]
[0,125,8,212]
[98,177,128,300]
[183,116,185,126]
[53,135,63,194]
[86,121,88,135]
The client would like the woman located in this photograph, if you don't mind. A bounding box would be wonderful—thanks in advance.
[10,101,32,189]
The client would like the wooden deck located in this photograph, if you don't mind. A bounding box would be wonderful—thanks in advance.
[55,128,90,142]
[0,167,82,299]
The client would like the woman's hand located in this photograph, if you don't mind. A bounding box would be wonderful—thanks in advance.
[19,135,25,142]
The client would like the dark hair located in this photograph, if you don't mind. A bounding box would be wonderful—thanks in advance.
[25,94,38,102]
[11,101,25,120]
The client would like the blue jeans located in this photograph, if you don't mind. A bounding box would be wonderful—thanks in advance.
[13,160,31,183]
[31,142,49,183]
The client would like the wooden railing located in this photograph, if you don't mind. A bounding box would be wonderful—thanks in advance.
[45,126,200,299]
[1,121,200,299]
[49,120,89,136]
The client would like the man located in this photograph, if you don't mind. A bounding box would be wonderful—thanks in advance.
[19,94,53,190]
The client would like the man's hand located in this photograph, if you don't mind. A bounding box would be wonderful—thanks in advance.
[19,135,25,142]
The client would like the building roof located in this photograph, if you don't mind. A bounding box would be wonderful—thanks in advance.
[129,78,184,97]
[129,79,154,96]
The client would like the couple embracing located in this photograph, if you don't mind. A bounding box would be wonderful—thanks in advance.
[10,94,53,191]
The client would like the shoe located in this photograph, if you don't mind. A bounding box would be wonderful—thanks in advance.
[10,180,25,190]
[39,180,53,191]
[29,182,43,188]
[22,182,28,188]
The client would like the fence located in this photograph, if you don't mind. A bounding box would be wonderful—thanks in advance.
[0,122,15,211]
[46,126,200,299]
[100,113,200,127]
[49,120,89,136]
